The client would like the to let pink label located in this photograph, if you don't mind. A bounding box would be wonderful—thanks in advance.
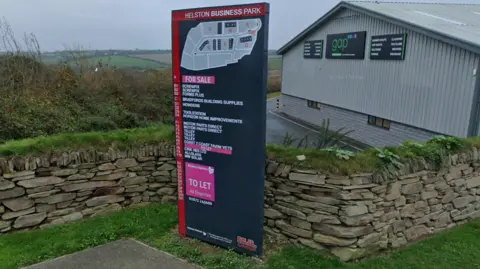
[185,162,215,202]
[182,75,215,84]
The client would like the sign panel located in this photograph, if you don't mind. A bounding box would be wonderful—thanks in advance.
[370,33,408,60]
[304,40,323,59]
[172,3,269,257]
[325,31,367,59]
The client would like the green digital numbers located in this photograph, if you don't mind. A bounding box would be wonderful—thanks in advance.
[332,38,348,52]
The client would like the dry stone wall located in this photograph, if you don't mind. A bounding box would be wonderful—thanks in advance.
[264,151,480,261]
[0,143,177,233]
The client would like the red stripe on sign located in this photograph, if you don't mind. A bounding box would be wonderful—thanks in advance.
[171,16,186,237]
[172,3,266,21]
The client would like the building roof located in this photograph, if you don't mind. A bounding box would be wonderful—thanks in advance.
[277,1,480,55]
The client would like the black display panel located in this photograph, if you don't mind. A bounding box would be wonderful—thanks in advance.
[325,31,367,59]
[370,33,408,60]
[303,40,323,59]
[172,3,269,257]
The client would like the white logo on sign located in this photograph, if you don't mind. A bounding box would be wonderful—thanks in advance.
[208,167,214,174]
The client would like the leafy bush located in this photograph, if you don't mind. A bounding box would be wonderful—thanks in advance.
[314,119,354,149]
[428,135,463,151]
[376,148,402,168]
[322,147,355,160]
[0,20,173,141]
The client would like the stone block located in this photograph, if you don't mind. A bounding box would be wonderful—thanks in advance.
[264,208,283,219]
[17,177,64,188]
[157,187,175,196]
[307,213,340,224]
[357,232,385,248]
[402,182,423,195]
[289,173,325,186]
[13,212,46,228]
[0,180,15,191]
[86,195,125,207]
[28,190,60,199]
[92,172,128,181]
[114,158,138,168]
[466,176,480,189]
[404,225,430,241]
[421,191,438,201]
[51,169,78,177]
[395,196,406,208]
[312,224,373,239]
[98,163,116,171]
[61,181,117,192]
[342,205,368,217]
[339,214,374,226]
[157,163,176,171]
[275,220,312,238]
[66,173,95,181]
[3,197,34,212]
[331,247,366,262]
[385,182,401,201]
[452,196,475,209]
[2,207,35,220]
[118,176,148,186]
[296,200,338,214]
[291,217,311,230]
[35,193,76,205]
[442,191,459,204]
[36,204,56,213]
[62,212,83,223]
[274,205,307,220]
[313,233,357,246]
[298,238,324,250]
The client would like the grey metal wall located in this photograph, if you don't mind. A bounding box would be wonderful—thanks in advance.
[281,8,480,138]
[281,94,439,147]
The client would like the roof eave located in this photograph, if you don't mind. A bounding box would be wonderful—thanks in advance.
[277,1,480,56]
[276,2,346,55]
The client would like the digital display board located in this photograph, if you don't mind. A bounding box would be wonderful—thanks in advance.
[370,33,408,60]
[325,31,367,59]
[304,40,323,59]
[172,3,269,257]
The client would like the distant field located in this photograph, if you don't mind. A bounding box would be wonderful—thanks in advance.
[130,53,282,71]
[41,55,169,69]
[130,53,172,65]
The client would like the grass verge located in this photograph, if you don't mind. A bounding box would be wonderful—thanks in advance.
[0,204,177,269]
[1,204,480,269]
[0,125,174,157]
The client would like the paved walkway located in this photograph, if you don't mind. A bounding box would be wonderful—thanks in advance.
[22,239,201,269]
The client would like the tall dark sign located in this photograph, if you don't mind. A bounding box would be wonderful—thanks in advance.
[370,33,408,60]
[304,40,323,59]
[326,31,367,59]
[172,3,269,257]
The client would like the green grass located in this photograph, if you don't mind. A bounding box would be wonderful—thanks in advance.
[2,204,479,269]
[0,125,174,157]
[0,204,177,269]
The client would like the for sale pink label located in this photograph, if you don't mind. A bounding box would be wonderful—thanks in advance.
[182,75,215,84]
[185,162,215,202]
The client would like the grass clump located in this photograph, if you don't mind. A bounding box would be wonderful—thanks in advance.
[0,125,174,157]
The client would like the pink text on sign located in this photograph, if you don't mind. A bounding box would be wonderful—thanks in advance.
[182,75,215,84]
[185,162,215,202]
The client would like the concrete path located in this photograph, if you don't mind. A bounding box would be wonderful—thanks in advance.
[22,239,201,269]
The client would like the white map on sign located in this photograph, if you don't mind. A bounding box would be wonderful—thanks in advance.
[181,19,262,71]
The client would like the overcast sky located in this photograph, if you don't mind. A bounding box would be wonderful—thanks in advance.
[0,0,477,51]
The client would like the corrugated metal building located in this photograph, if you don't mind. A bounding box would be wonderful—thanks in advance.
[277,1,480,147]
